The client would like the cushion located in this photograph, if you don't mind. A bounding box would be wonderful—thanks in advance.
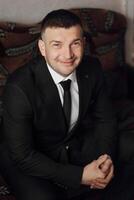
[0,22,40,77]
[0,22,40,73]
[0,22,41,105]
[71,8,127,99]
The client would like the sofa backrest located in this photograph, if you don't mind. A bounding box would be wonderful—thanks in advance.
[0,8,128,102]
[70,8,127,99]
[70,8,127,69]
[0,22,40,97]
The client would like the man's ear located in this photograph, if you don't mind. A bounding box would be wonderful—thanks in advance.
[38,39,46,57]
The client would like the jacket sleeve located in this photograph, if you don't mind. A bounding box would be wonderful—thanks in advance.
[91,61,117,162]
[3,83,83,189]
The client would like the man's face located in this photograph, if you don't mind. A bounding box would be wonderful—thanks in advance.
[38,25,85,77]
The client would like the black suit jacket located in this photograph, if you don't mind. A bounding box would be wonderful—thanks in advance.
[2,55,117,189]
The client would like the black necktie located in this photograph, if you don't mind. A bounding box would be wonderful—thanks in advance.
[60,79,71,128]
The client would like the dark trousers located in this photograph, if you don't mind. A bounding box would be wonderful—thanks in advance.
[0,147,93,200]
[103,162,134,200]
[1,147,134,200]
[1,167,93,200]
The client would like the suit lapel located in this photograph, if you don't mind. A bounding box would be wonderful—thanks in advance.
[33,56,93,138]
[33,57,67,133]
[67,60,93,137]
[77,71,90,122]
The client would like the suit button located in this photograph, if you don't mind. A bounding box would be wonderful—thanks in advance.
[65,145,69,150]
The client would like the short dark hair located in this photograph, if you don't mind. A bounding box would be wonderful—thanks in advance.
[40,9,83,36]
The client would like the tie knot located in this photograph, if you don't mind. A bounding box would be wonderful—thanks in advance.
[60,79,71,91]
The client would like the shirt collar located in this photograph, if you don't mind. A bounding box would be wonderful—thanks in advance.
[47,63,77,84]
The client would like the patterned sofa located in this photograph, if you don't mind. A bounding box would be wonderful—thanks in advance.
[0,8,134,200]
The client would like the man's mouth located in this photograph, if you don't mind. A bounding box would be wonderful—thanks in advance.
[61,59,76,65]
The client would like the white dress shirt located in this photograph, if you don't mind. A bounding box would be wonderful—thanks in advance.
[47,64,79,130]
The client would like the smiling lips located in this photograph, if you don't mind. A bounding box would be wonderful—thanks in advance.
[60,59,76,65]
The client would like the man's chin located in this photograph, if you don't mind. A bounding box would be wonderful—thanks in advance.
[62,61,79,69]
[60,68,76,76]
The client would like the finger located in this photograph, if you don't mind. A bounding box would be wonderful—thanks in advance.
[98,154,109,161]
[106,165,114,181]
[101,165,114,184]
[97,168,106,179]
[95,177,110,185]
[90,181,107,189]
[94,175,110,185]
[96,154,108,167]
[91,184,106,189]
[95,165,114,186]
[100,159,113,174]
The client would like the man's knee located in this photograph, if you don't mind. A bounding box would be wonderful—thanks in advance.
[14,179,64,200]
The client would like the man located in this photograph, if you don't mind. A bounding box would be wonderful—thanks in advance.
[1,9,117,200]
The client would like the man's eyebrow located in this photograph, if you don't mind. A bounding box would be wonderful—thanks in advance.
[49,38,82,45]
[74,38,81,40]
[73,38,82,42]
[49,40,61,44]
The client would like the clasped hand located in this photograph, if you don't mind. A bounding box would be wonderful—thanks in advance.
[82,154,114,189]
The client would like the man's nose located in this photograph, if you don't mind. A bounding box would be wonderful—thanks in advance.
[64,46,73,59]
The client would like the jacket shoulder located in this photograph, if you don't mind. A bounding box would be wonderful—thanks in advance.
[78,56,103,75]
[6,56,42,89]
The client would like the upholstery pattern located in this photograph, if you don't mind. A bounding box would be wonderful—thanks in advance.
[0,175,15,199]
[70,8,126,68]
[0,22,40,116]
[0,22,40,92]
[70,8,127,99]
[0,22,40,72]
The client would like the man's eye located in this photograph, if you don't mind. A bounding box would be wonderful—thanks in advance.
[72,41,81,46]
[52,43,61,48]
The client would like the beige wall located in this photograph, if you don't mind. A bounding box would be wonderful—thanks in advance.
[0,0,124,23]
[125,0,134,66]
